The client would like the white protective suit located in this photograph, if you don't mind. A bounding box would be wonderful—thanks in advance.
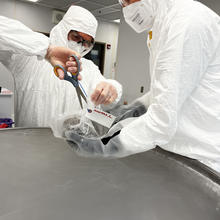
[0,6,122,127]
[117,0,220,172]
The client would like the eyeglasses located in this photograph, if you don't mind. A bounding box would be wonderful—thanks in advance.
[70,30,94,48]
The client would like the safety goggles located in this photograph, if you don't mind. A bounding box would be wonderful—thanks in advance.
[71,30,94,48]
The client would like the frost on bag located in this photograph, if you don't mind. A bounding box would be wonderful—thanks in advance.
[51,109,108,139]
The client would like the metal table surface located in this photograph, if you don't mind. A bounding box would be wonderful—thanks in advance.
[0,128,219,220]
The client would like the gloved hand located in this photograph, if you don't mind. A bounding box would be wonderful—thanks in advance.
[46,46,82,80]
[65,129,122,158]
[91,82,118,106]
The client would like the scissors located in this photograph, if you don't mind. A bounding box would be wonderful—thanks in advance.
[54,54,87,109]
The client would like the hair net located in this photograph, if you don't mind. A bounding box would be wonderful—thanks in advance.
[50,5,98,47]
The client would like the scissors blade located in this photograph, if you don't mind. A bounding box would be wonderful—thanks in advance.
[76,87,87,109]
[76,87,83,109]
[78,87,87,104]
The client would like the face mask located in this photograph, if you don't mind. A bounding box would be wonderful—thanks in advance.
[123,0,155,33]
[68,41,91,57]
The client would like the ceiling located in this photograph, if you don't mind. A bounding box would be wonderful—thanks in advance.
[20,0,122,22]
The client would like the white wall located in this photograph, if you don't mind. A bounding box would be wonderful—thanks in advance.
[0,0,54,91]
[0,0,119,91]
[96,20,119,79]
[116,16,150,104]
[116,0,220,104]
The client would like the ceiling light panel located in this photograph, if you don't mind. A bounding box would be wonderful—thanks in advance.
[25,0,39,2]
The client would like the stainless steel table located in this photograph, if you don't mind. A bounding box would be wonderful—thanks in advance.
[0,128,219,220]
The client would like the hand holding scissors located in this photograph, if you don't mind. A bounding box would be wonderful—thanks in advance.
[54,54,87,109]
[46,46,81,79]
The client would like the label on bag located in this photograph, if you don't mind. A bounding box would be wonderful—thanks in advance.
[85,107,116,128]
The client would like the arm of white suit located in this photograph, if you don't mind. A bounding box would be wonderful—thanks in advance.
[118,21,209,155]
[0,16,49,63]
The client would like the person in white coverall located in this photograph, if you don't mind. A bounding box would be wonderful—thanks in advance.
[66,0,220,172]
[0,6,122,127]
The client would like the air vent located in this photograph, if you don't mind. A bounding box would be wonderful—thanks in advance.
[52,10,65,24]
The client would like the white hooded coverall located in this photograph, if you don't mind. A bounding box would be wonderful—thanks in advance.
[118,0,220,172]
[0,6,122,127]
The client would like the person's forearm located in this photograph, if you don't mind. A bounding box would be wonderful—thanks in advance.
[0,16,49,58]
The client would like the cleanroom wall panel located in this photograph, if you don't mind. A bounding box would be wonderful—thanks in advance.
[116,16,150,104]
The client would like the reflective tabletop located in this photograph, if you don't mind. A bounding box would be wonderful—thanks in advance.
[0,128,219,220]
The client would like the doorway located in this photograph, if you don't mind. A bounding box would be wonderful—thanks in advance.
[85,42,106,75]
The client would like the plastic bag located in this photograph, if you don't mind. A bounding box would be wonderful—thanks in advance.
[51,102,147,140]
[51,109,108,139]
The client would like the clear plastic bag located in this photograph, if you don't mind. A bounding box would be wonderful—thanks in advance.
[51,109,108,139]
[51,102,148,140]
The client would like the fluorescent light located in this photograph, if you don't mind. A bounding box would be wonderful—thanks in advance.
[113,19,120,23]
[26,0,39,2]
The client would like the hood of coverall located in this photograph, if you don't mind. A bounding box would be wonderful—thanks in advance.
[49,5,98,48]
